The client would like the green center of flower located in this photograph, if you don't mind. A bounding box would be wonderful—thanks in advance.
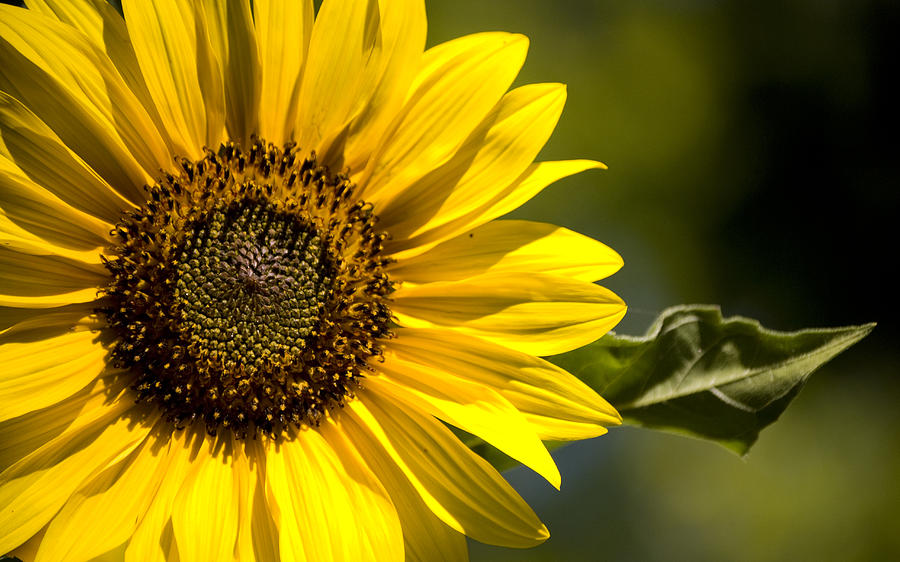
[100,140,393,439]
[174,199,335,373]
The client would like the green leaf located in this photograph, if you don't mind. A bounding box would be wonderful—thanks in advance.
[550,305,875,456]
[463,305,873,470]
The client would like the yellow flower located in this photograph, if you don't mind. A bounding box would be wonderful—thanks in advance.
[0,0,625,560]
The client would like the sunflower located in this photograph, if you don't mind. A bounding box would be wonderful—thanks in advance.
[0,0,626,560]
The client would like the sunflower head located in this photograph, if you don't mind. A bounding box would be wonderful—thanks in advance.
[100,140,394,438]
[0,1,625,560]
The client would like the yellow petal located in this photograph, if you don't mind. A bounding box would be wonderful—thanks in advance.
[293,0,378,155]
[265,424,403,562]
[23,0,175,159]
[368,366,561,489]
[0,5,171,202]
[360,32,529,203]
[122,0,225,158]
[336,408,468,562]
[0,372,115,474]
[0,326,106,423]
[34,422,179,562]
[0,289,99,309]
[389,159,606,261]
[347,393,549,548]
[342,0,427,171]
[0,209,106,261]
[233,442,254,562]
[248,479,281,562]
[479,159,607,223]
[0,245,106,291]
[0,213,106,264]
[0,306,36,333]
[378,83,566,240]
[124,429,201,562]
[291,0,368,132]
[172,434,240,562]
[0,245,105,309]
[0,91,135,223]
[234,440,279,562]
[0,304,96,340]
[25,0,121,46]
[0,166,110,254]
[6,525,45,561]
[389,328,621,440]
[204,0,260,147]
[390,219,623,285]
[392,272,626,356]
[85,544,128,562]
[0,396,153,555]
[253,0,313,145]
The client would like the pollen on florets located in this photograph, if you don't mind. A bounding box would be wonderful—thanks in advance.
[99,139,394,439]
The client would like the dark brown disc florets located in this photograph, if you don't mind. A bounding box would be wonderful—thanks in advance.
[100,140,394,439]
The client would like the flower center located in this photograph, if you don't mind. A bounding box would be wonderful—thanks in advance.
[100,140,393,439]
[174,199,335,373]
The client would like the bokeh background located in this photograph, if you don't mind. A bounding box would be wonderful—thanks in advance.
[424,1,899,560]
[1,0,896,560]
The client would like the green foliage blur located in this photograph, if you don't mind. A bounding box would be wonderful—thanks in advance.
[424,1,899,560]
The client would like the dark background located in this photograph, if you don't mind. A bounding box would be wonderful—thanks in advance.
[423,1,899,560]
[2,0,897,559]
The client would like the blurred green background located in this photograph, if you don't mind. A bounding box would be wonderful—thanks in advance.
[424,1,899,560]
